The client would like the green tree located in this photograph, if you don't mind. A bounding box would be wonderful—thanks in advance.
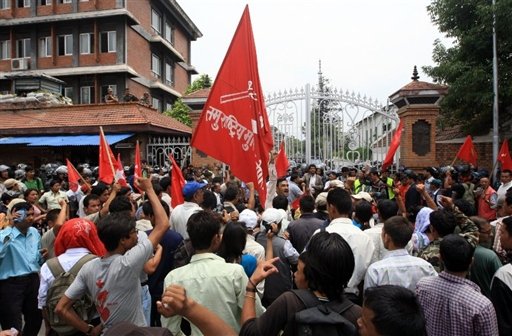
[185,74,212,94]
[164,99,192,126]
[424,0,512,134]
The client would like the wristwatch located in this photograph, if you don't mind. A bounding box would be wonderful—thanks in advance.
[86,324,94,335]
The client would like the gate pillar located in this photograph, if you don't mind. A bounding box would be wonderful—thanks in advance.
[389,66,447,170]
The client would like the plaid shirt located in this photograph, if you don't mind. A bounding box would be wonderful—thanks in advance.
[416,272,499,336]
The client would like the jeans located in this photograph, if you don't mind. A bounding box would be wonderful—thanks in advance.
[141,284,151,327]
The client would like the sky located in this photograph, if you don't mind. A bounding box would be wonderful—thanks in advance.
[179,0,450,106]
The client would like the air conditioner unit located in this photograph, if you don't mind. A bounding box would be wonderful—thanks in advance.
[11,58,30,71]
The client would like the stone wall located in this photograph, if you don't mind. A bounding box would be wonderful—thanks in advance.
[436,141,494,171]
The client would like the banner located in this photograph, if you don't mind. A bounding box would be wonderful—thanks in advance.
[456,135,477,166]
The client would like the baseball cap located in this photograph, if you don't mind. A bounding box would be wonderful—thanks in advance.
[351,191,373,203]
[239,209,258,229]
[315,192,328,207]
[329,180,344,189]
[0,165,9,172]
[261,208,287,225]
[182,181,207,198]
[3,178,17,189]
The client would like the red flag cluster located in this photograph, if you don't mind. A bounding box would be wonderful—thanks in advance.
[456,135,478,166]
[191,6,274,206]
[498,139,512,170]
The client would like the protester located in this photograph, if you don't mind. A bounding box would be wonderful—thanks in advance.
[287,195,324,253]
[169,181,205,239]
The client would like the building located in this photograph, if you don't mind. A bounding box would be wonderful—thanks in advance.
[0,0,202,112]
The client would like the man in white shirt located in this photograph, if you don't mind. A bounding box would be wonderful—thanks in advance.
[169,181,205,239]
[364,216,437,292]
[497,169,512,200]
[364,199,399,263]
[314,188,374,301]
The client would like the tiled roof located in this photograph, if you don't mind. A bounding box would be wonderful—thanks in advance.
[184,88,210,99]
[0,102,191,135]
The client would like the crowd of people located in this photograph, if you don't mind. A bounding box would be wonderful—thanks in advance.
[0,154,511,336]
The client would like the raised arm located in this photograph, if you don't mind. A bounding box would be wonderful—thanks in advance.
[135,177,169,248]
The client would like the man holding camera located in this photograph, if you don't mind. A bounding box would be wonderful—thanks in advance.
[0,202,44,335]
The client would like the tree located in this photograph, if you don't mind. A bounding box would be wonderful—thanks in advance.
[164,99,192,126]
[185,74,212,94]
[423,0,512,134]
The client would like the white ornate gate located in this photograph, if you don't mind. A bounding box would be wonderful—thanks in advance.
[146,136,191,168]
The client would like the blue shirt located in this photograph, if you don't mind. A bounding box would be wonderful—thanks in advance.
[0,226,42,280]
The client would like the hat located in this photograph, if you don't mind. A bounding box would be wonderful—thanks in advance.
[7,198,25,214]
[261,208,287,225]
[430,179,442,187]
[352,191,373,203]
[3,178,17,189]
[0,165,9,172]
[182,181,207,198]
[104,321,172,336]
[329,180,344,189]
[239,209,258,229]
[315,192,328,207]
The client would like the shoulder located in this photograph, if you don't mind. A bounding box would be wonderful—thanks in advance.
[494,264,512,283]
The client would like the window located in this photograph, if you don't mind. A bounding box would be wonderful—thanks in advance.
[79,33,94,54]
[165,61,173,85]
[64,87,73,99]
[0,0,11,9]
[165,102,172,111]
[0,40,10,59]
[16,38,31,58]
[80,86,94,104]
[164,22,173,43]
[39,37,51,57]
[17,0,30,8]
[60,0,72,3]
[100,31,116,53]
[58,34,73,56]
[151,9,161,33]
[152,97,161,111]
[151,54,161,78]
[40,0,51,5]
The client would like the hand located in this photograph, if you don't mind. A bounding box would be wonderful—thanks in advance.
[246,182,254,190]
[439,195,453,209]
[415,184,426,194]
[250,257,280,284]
[58,199,67,207]
[111,182,122,193]
[157,285,194,318]
[282,230,290,240]
[230,210,240,222]
[266,223,278,239]
[39,248,49,259]
[90,324,103,336]
[0,329,16,336]
[222,210,231,223]
[134,177,153,193]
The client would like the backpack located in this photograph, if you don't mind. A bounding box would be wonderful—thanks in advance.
[46,254,97,336]
[172,239,195,269]
[293,289,357,336]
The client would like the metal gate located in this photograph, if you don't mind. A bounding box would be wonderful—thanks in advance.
[146,136,191,168]
[265,84,399,169]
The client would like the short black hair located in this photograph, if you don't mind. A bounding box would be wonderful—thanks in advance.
[384,216,413,248]
[11,201,31,213]
[109,195,133,214]
[91,182,109,196]
[355,200,373,223]
[299,195,315,213]
[377,199,398,221]
[187,211,220,250]
[141,199,170,218]
[159,176,170,191]
[224,186,238,202]
[23,188,38,199]
[97,212,136,251]
[302,231,354,300]
[326,188,352,215]
[46,208,61,223]
[83,194,100,209]
[364,285,426,336]
[217,221,247,263]
[277,177,288,186]
[502,216,512,236]
[429,209,456,237]
[201,190,217,211]
[290,173,300,182]
[453,199,476,217]
[272,195,288,211]
[440,234,475,272]
[48,179,61,188]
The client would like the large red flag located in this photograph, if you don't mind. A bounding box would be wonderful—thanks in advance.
[169,154,185,208]
[498,139,512,170]
[191,6,274,206]
[98,127,116,184]
[66,159,81,192]
[115,153,128,187]
[456,135,478,166]
[275,141,290,177]
[381,119,404,172]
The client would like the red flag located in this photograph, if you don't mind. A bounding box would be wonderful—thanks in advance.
[115,153,128,187]
[98,127,116,184]
[169,155,185,208]
[498,139,512,170]
[381,119,404,172]
[275,141,290,177]
[133,140,143,192]
[190,6,274,207]
[66,159,81,192]
[456,135,478,166]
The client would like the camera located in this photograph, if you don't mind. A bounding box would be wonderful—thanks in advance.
[261,220,272,233]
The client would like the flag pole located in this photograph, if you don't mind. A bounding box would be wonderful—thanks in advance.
[449,156,458,168]
[66,159,91,189]
[99,126,116,181]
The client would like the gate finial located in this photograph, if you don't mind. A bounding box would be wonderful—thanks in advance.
[411,65,420,81]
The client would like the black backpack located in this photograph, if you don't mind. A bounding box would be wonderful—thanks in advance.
[172,239,195,269]
[293,289,357,336]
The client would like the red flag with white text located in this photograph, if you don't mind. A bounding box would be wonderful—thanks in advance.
[66,159,81,192]
[456,135,478,166]
[115,153,128,187]
[169,155,185,208]
[381,119,404,172]
[275,141,290,177]
[498,139,512,170]
[190,6,274,206]
[98,128,116,185]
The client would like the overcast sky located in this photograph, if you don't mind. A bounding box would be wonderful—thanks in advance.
[179,0,449,106]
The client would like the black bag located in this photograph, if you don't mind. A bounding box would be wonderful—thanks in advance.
[293,289,357,336]
[172,239,195,269]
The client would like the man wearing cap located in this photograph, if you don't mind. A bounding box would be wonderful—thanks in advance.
[170,181,205,239]
[239,209,265,262]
